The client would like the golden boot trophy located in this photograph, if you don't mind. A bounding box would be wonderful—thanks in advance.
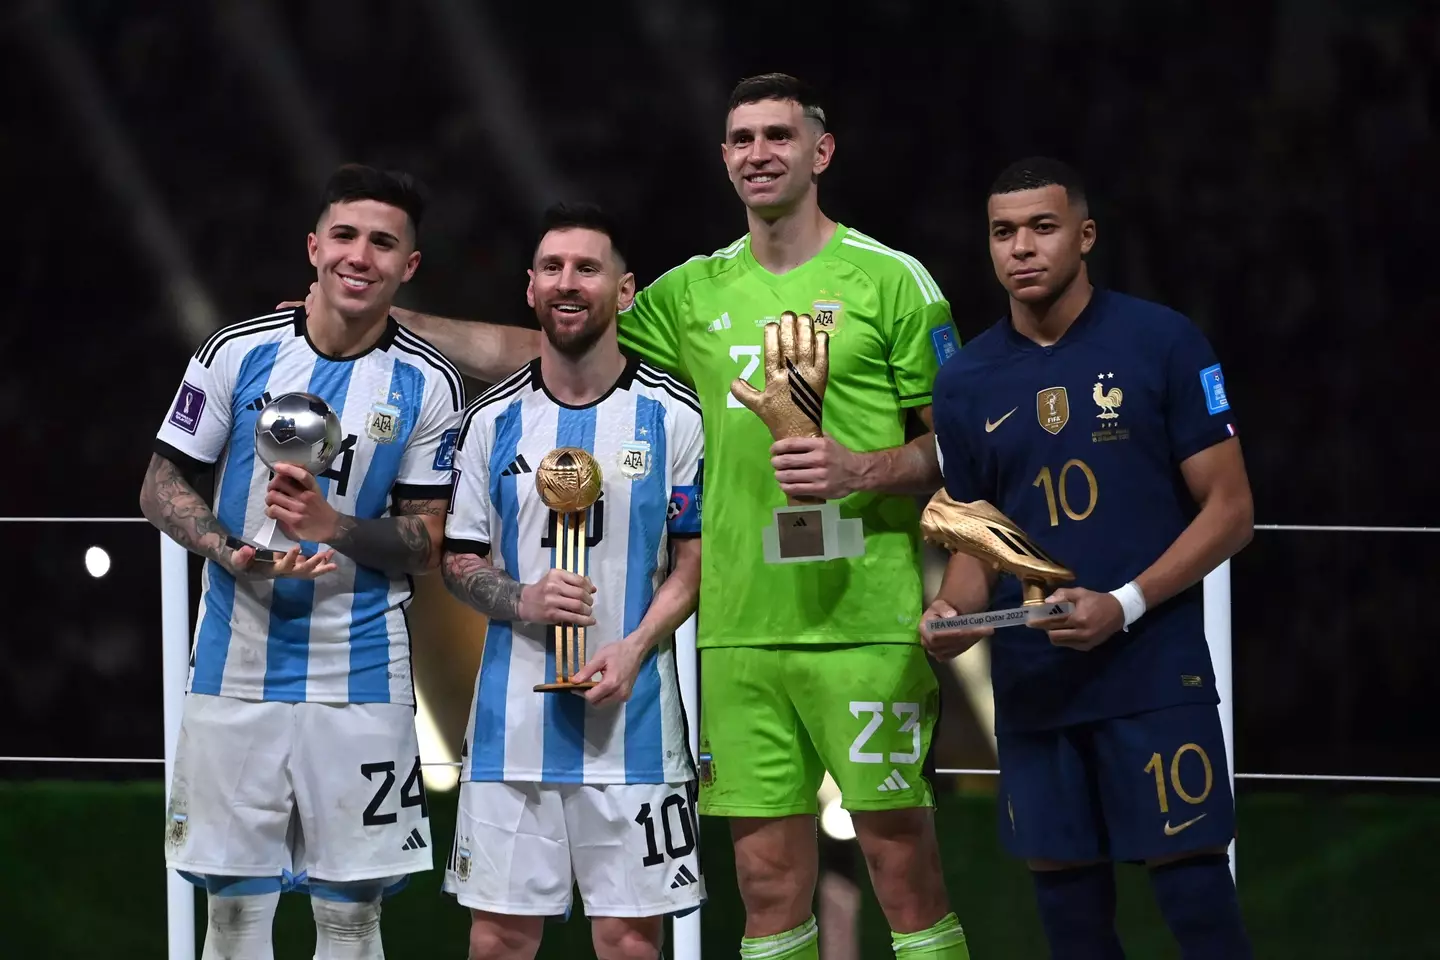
[920,490,1077,631]
[533,447,603,692]
[731,311,863,563]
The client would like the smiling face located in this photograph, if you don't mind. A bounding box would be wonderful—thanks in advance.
[307,199,420,320]
[526,226,634,358]
[721,97,833,218]
[987,184,1095,305]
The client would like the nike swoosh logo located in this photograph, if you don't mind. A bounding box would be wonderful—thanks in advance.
[985,408,1018,432]
[1163,813,1208,836]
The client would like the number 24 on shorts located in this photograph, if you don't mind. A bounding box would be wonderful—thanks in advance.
[849,701,922,765]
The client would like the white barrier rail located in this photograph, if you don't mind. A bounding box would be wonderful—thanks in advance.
[2,518,1436,959]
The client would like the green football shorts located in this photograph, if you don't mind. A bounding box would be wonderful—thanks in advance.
[697,644,939,817]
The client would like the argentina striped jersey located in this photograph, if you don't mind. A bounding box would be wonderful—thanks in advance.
[153,308,464,705]
[445,356,703,785]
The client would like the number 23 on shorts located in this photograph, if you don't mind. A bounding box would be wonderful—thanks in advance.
[848,701,922,765]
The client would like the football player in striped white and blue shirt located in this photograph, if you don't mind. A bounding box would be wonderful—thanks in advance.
[141,164,463,960]
[441,203,704,960]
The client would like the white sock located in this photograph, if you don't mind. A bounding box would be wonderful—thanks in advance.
[201,889,279,960]
[312,894,385,959]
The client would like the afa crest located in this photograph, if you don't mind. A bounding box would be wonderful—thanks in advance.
[618,440,651,480]
[811,299,842,335]
[366,402,401,443]
[1037,387,1070,435]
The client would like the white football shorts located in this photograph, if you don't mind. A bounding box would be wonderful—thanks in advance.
[443,779,705,918]
[165,692,433,883]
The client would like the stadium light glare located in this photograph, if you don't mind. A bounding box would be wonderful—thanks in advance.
[85,546,111,578]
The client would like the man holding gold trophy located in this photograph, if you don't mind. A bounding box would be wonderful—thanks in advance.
[924,158,1255,959]
[440,203,706,960]
[386,73,970,960]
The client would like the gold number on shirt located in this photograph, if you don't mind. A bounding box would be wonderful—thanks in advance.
[1143,743,1215,814]
[727,345,762,409]
[849,701,922,765]
[1033,459,1098,526]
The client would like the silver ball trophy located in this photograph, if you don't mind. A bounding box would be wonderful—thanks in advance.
[225,392,343,563]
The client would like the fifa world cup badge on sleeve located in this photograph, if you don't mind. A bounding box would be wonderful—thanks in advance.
[728,310,864,564]
[533,447,604,693]
[919,491,1077,631]
[224,392,343,564]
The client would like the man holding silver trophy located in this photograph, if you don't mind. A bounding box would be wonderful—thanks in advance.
[141,164,464,960]
[440,203,706,960]
[923,158,1255,959]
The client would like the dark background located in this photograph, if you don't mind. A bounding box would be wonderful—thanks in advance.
[3,0,1436,799]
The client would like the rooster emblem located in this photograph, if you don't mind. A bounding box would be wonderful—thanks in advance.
[1093,380,1123,420]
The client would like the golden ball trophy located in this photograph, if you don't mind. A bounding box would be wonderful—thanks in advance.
[532,447,603,692]
[920,491,1078,630]
[731,310,864,564]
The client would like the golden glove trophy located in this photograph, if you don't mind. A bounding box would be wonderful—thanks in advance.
[920,490,1078,630]
[533,447,602,692]
[730,311,864,564]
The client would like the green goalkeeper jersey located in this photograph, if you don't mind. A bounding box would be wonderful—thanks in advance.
[618,224,959,648]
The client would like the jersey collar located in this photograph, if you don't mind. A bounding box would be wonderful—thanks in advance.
[294,307,401,362]
[739,222,850,288]
[528,351,641,410]
[1002,287,1107,354]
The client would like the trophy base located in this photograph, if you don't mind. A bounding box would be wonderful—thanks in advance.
[225,535,280,564]
[533,681,599,693]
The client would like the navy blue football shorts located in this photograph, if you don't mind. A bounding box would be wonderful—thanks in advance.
[996,702,1235,863]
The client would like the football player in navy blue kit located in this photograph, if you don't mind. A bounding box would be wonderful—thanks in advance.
[924,158,1255,960]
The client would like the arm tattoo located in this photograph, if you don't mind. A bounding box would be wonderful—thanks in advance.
[328,498,445,576]
[442,551,524,621]
[141,455,228,563]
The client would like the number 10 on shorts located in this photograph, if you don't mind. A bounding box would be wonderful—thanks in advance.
[849,701,921,765]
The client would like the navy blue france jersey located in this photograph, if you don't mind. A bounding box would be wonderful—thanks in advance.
[933,289,1238,732]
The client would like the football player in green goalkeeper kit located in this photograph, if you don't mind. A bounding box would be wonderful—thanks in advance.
[384,74,969,958]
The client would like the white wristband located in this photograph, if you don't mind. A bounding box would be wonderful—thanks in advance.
[1109,581,1147,631]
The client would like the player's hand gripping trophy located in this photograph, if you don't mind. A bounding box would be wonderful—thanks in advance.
[226,392,342,564]
[730,311,863,563]
[919,491,1077,631]
[532,447,604,693]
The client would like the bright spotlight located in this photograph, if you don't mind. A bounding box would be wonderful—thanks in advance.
[85,546,111,578]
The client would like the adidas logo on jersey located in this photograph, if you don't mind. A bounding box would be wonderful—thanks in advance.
[877,769,911,792]
[500,455,533,477]
[400,828,428,852]
[669,864,699,889]
[706,312,732,332]
[244,391,274,412]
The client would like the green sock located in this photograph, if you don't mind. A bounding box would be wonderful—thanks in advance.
[892,912,970,958]
[740,915,819,959]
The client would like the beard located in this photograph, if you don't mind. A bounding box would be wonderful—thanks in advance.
[536,296,616,358]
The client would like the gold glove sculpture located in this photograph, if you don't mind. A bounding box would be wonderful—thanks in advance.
[730,310,829,505]
[920,490,1074,605]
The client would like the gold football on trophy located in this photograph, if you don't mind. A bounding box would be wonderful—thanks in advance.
[920,490,1074,604]
[536,447,603,513]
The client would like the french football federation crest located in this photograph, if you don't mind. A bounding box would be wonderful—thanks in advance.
[1037,387,1069,435]
[1092,373,1123,420]
[366,402,401,443]
[618,440,651,480]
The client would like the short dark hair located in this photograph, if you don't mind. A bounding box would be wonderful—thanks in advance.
[318,163,427,238]
[536,201,628,268]
[989,157,1088,213]
[727,72,827,129]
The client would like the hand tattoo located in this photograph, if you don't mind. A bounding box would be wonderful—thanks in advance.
[442,552,524,621]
